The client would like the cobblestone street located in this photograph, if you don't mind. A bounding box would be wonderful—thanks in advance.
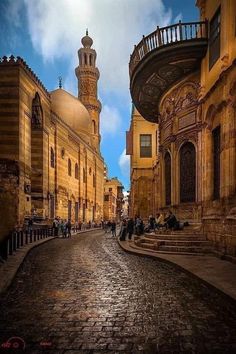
[0,230,236,354]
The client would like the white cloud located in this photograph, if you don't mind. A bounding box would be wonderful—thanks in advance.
[100,105,121,136]
[119,149,130,178]
[21,0,173,96]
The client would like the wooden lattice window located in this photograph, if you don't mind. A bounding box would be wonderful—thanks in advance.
[212,126,221,200]
[164,152,171,206]
[209,7,221,69]
[180,142,196,203]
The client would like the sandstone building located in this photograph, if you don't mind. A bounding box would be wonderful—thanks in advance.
[103,177,124,221]
[126,106,158,218]
[128,0,236,256]
[0,32,105,241]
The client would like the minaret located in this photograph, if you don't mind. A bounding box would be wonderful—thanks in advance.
[75,30,101,151]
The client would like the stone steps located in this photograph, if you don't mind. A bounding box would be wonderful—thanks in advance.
[158,245,213,253]
[137,238,211,247]
[132,241,208,256]
[144,233,206,241]
[134,232,213,254]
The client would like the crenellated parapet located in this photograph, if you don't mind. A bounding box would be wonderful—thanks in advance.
[0,55,50,97]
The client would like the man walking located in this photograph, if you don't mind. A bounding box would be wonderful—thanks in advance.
[127,218,134,241]
[111,220,116,237]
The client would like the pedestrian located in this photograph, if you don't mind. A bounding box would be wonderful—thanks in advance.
[119,219,127,241]
[135,216,143,236]
[164,210,179,230]
[52,217,59,236]
[148,215,155,230]
[127,218,134,241]
[66,219,72,238]
[63,220,67,238]
[111,220,116,237]
[155,212,164,230]
[101,220,104,229]
[28,217,33,232]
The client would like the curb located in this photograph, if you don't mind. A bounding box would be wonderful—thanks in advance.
[0,236,55,295]
[0,228,103,295]
[117,239,236,305]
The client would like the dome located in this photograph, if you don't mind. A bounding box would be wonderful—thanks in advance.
[50,89,92,141]
[81,30,93,48]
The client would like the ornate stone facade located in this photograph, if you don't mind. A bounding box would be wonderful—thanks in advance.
[129,0,236,257]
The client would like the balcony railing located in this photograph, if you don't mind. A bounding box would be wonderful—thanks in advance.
[129,21,208,76]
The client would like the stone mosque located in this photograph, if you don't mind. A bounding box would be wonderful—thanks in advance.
[0,31,105,239]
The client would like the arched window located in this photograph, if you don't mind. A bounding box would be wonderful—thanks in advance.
[32,92,43,127]
[180,142,196,203]
[164,152,171,206]
[84,54,87,65]
[75,163,79,179]
[92,120,96,134]
[212,126,221,199]
[83,168,86,183]
[68,158,72,176]
[50,147,55,168]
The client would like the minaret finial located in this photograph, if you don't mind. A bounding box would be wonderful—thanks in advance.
[86,28,88,36]
[58,76,62,89]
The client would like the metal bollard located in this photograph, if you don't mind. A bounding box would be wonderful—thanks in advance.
[13,232,17,251]
[9,235,13,255]
[25,230,28,245]
[20,231,24,247]
[16,231,20,249]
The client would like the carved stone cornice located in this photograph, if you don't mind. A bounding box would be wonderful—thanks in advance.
[175,131,198,149]
[160,80,200,125]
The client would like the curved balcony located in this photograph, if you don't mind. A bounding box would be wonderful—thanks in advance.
[129,21,208,123]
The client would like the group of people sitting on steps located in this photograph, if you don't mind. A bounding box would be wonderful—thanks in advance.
[146,210,188,233]
[119,210,188,241]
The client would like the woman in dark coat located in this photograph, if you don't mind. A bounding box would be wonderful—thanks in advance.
[127,218,134,240]
[119,219,127,241]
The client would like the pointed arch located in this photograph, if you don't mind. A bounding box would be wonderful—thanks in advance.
[92,120,96,134]
[32,92,43,127]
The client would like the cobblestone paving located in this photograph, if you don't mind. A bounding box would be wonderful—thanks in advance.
[0,230,236,354]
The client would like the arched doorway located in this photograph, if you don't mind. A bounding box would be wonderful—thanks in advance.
[180,142,196,203]
[164,152,171,206]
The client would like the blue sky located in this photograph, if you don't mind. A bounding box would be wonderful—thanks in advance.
[0,0,198,190]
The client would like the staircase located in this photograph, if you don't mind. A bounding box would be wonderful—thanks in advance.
[134,226,213,255]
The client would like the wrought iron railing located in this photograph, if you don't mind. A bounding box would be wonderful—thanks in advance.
[129,21,208,76]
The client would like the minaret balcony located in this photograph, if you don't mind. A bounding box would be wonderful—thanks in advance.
[129,21,208,123]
